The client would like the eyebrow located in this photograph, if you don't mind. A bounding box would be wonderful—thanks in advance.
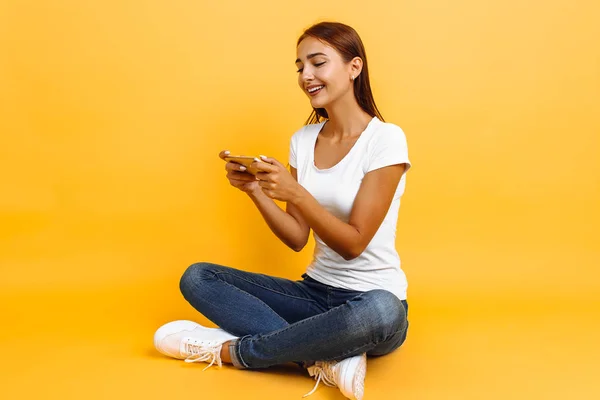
[295,52,328,64]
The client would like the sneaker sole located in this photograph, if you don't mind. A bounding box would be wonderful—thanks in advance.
[340,354,367,400]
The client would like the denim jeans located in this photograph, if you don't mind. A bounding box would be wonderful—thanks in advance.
[179,262,409,369]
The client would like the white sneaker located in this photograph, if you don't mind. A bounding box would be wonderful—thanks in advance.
[303,353,367,400]
[154,320,238,370]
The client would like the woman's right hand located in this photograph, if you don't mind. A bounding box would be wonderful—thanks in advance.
[219,150,260,194]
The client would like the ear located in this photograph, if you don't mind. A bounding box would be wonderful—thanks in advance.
[349,56,363,79]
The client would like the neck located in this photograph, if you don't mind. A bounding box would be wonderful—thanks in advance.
[322,93,373,139]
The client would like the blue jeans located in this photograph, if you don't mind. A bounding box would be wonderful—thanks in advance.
[179,262,409,369]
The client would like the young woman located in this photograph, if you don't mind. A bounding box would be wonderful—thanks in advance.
[154,21,411,400]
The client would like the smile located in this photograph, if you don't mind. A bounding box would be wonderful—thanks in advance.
[308,85,324,95]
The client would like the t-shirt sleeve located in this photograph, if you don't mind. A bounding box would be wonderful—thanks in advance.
[289,134,297,169]
[366,125,411,174]
[289,126,305,169]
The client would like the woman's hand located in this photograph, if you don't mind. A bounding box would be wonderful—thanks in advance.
[253,155,302,202]
[219,150,260,194]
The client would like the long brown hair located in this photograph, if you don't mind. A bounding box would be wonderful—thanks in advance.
[297,22,384,125]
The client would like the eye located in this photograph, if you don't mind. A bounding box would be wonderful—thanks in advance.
[296,62,326,73]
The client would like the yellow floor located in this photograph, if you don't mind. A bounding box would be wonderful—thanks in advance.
[2,249,597,400]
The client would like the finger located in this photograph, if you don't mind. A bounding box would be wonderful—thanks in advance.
[258,181,276,190]
[253,159,277,173]
[230,178,254,185]
[225,161,248,172]
[219,150,231,160]
[228,171,256,181]
[256,172,279,185]
[259,155,285,168]
[255,172,270,181]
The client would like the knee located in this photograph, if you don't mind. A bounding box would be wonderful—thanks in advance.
[362,290,406,334]
[179,262,216,299]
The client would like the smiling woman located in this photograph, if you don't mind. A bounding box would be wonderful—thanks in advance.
[154,21,412,400]
[295,23,384,125]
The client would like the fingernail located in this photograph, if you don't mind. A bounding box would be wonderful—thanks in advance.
[259,155,267,159]
[224,150,230,155]
[239,166,246,171]
[254,157,261,162]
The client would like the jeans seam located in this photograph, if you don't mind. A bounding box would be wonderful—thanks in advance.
[233,336,251,368]
[400,300,408,317]
[385,328,405,342]
[211,272,319,303]
[399,301,408,337]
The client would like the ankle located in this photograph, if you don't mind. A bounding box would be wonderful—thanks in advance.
[220,341,232,364]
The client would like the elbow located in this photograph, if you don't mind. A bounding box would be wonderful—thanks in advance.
[342,252,360,261]
[292,244,305,252]
[341,244,366,261]
[340,231,369,261]
[290,230,310,252]
[290,239,308,253]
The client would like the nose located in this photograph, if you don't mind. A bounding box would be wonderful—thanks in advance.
[300,67,314,85]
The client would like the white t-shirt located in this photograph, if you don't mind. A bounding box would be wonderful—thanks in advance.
[289,116,412,300]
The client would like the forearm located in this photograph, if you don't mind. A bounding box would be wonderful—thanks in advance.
[291,186,363,260]
[248,189,307,251]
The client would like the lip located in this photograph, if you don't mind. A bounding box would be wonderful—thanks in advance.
[306,84,325,96]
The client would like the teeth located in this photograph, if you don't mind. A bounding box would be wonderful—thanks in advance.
[308,85,324,93]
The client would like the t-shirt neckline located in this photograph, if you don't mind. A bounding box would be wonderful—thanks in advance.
[311,116,379,173]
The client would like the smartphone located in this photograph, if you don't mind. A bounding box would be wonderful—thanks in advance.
[223,155,260,175]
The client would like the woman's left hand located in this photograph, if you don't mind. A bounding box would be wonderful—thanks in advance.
[253,156,301,202]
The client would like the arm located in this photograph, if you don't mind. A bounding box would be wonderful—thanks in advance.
[292,164,406,260]
[247,168,310,252]
[255,157,406,261]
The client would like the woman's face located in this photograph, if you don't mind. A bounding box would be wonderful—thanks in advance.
[296,37,354,110]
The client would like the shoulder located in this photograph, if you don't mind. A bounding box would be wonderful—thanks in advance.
[363,118,411,173]
[370,119,407,141]
[366,118,408,151]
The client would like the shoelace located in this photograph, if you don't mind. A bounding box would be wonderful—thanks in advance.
[303,362,337,398]
[183,340,223,371]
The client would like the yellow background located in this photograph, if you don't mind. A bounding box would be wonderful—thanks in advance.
[1,0,598,398]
